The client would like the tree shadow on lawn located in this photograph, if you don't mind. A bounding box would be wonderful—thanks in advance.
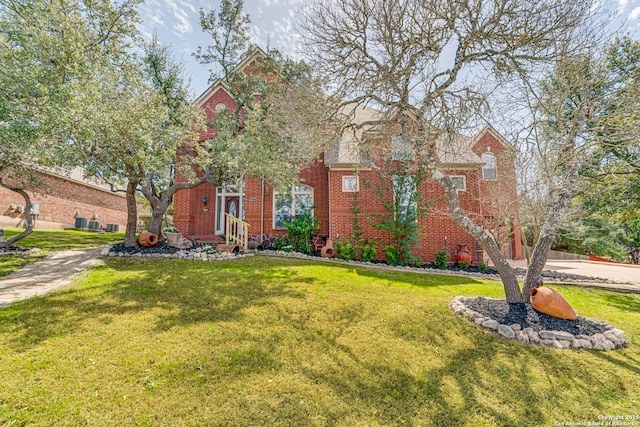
[0,258,311,351]
[226,303,631,426]
[597,292,640,313]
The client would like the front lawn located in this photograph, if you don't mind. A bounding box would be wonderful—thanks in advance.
[0,228,124,277]
[0,256,638,426]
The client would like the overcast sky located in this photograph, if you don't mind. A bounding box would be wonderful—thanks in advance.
[137,0,640,99]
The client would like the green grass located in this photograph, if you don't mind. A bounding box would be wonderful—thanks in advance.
[0,256,638,426]
[0,228,124,277]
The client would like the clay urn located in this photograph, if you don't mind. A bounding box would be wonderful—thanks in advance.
[456,245,472,264]
[530,286,577,320]
[137,231,158,247]
[321,238,336,258]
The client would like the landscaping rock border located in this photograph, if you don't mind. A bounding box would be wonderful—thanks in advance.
[0,246,41,258]
[102,244,253,262]
[450,295,629,350]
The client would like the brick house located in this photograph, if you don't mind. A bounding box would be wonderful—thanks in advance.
[0,167,131,231]
[173,54,523,264]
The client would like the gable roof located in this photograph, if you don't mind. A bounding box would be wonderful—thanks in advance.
[193,46,268,108]
[471,125,515,151]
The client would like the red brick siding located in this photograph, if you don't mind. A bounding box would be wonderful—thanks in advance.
[0,172,131,229]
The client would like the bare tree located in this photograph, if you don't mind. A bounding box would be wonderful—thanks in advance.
[301,0,606,302]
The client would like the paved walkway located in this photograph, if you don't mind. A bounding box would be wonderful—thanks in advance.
[1,248,639,309]
[0,247,104,308]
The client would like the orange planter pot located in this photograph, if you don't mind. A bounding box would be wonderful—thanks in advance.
[530,287,577,320]
[137,232,158,247]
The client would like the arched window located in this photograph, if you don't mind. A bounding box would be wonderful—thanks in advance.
[482,152,497,180]
[274,184,314,229]
[215,103,227,113]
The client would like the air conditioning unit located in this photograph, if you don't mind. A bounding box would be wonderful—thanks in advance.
[106,224,119,232]
[30,203,40,215]
[88,221,100,231]
[75,217,88,229]
[16,206,24,213]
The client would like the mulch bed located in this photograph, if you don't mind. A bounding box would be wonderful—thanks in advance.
[463,296,610,335]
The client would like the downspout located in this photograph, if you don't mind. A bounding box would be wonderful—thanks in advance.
[260,178,265,239]
[328,168,332,238]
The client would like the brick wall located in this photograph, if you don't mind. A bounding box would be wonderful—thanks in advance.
[0,171,132,230]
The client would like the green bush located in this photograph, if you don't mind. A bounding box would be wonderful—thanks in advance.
[458,260,469,269]
[359,241,377,262]
[335,240,356,260]
[435,249,448,269]
[478,261,488,271]
[283,208,319,254]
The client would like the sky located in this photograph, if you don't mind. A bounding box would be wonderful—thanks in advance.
[138,0,640,100]
[137,0,307,98]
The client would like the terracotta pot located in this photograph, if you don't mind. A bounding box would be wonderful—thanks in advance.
[456,245,472,264]
[137,232,158,247]
[321,239,336,258]
[530,287,577,320]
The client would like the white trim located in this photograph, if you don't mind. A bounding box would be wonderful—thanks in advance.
[342,176,359,192]
[449,175,467,191]
[273,184,314,230]
[481,152,498,180]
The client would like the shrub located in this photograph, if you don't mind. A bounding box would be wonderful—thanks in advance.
[478,261,488,271]
[283,207,319,254]
[458,260,469,269]
[359,241,377,262]
[335,240,355,260]
[435,249,448,269]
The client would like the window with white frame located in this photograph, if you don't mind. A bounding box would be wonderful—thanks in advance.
[273,184,314,229]
[391,136,414,160]
[449,175,466,191]
[342,176,359,192]
[393,175,417,222]
[482,152,497,180]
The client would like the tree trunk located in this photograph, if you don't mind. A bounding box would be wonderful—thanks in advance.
[140,172,210,238]
[433,170,524,303]
[0,178,34,247]
[124,180,139,247]
[522,167,579,302]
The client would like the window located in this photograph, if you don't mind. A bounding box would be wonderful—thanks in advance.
[342,176,359,192]
[449,176,466,191]
[393,176,416,222]
[274,184,314,229]
[482,152,497,180]
[391,136,414,160]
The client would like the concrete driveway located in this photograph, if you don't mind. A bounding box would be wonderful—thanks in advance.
[543,260,640,286]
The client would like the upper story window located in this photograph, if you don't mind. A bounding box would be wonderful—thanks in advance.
[482,152,497,180]
[391,136,414,160]
[393,175,417,222]
[449,175,466,191]
[342,176,359,192]
[274,184,314,229]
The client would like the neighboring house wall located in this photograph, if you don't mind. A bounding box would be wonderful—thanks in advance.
[0,170,131,230]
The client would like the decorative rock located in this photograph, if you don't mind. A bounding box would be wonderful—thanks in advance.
[572,339,592,349]
[481,319,499,330]
[516,331,530,344]
[525,328,541,344]
[498,324,516,339]
[450,297,628,351]
[539,330,575,341]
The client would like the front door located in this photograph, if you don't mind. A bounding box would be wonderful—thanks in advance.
[224,196,240,234]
